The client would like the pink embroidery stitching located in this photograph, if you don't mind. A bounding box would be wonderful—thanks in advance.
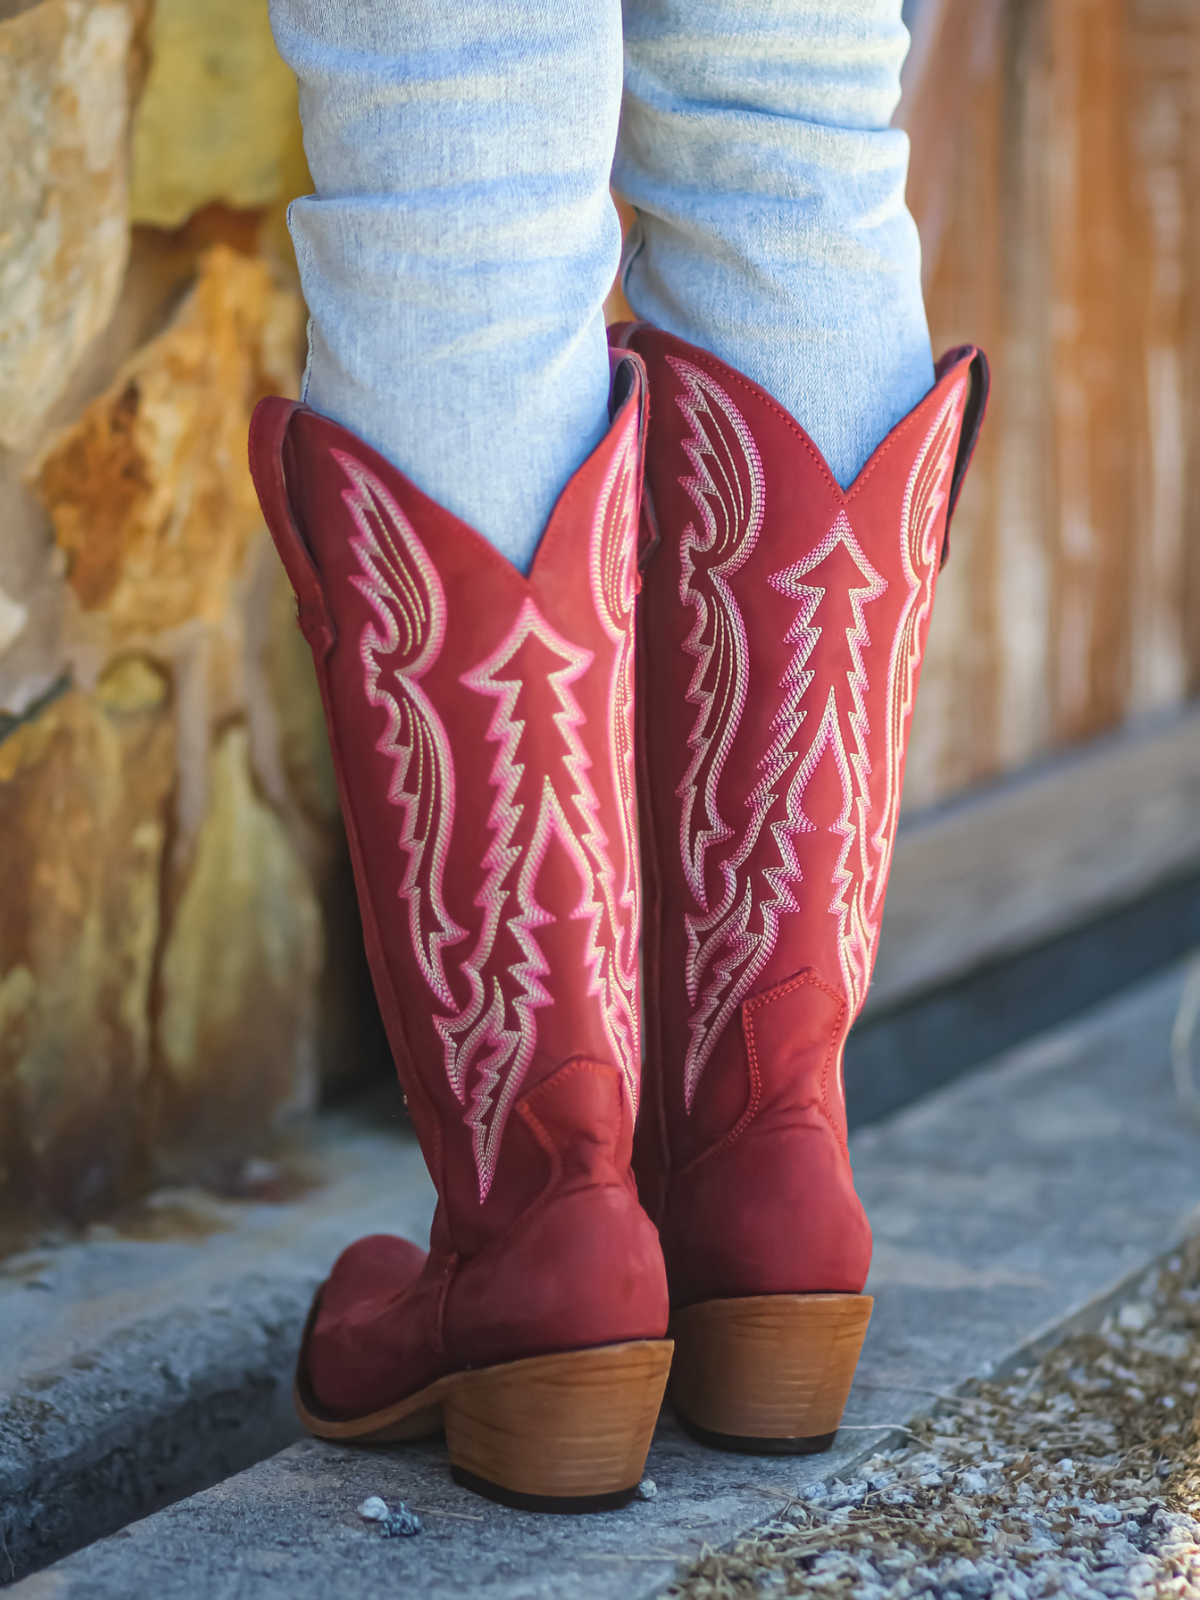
[868,381,966,928]
[337,452,466,1009]
[663,360,772,1106]
[338,425,641,1200]
[668,358,765,909]
[588,408,642,1111]
[459,597,639,1199]
[770,511,887,1019]
[673,375,965,1110]
[682,509,888,1098]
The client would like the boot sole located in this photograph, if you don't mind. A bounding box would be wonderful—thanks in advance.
[669,1293,873,1453]
[294,1339,674,1512]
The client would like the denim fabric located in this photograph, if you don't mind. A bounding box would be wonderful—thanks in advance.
[269,0,931,569]
[269,0,623,568]
[616,0,934,493]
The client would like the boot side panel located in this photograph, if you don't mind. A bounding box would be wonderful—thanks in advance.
[634,329,974,1145]
[444,1060,670,1366]
[660,971,871,1306]
[264,398,646,1247]
[629,326,978,1303]
[303,1061,669,1418]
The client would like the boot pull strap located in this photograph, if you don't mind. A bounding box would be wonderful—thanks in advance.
[248,397,338,659]
[633,353,662,579]
[608,328,662,573]
[937,346,991,566]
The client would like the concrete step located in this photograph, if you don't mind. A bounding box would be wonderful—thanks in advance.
[6,964,1200,1597]
[848,705,1200,1121]
[868,703,1200,1015]
[0,1097,432,1583]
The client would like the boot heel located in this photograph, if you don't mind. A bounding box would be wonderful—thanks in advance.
[670,1294,872,1454]
[444,1340,673,1512]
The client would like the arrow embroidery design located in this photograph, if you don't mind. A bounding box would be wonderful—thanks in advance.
[338,407,641,1200]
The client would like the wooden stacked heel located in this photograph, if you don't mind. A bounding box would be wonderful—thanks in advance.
[295,1339,674,1512]
[669,1293,873,1454]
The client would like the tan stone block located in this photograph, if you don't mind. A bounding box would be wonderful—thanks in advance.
[263,553,339,831]
[130,0,303,228]
[30,245,303,642]
[156,723,322,1157]
[0,0,141,448]
[0,671,173,1218]
[244,542,389,1098]
[0,580,28,658]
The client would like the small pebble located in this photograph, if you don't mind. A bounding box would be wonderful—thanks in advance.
[355,1495,422,1538]
[379,1505,422,1539]
[1117,1301,1152,1333]
[636,1478,657,1501]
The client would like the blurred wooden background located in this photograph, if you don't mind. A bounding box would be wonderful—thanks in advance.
[901,0,1200,805]
[1,0,1197,1224]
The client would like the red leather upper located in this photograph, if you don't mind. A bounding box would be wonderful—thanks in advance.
[618,325,987,1307]
[249,358,668,1417]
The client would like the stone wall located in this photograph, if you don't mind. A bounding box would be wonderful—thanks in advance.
[0,0,380,1227]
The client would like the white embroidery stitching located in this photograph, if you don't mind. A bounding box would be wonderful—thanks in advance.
[338,418,641,1200]
[337,452,466,1009]
[868,381,966,928]
[668,358,765,911]
[772,512,887,1018]
[663,361,773,1105]
[682,510,887,1096]
[588,408,642,1111]
[457,600,602,1198]
[672,373,964,1107]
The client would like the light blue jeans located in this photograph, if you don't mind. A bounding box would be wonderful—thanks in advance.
[270,0,932,570]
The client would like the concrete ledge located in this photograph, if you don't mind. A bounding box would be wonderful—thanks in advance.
[846,862,1200,1126]
[869,704,1200,1012]
[0,1106,434,1582]
[7,967,1200,1595]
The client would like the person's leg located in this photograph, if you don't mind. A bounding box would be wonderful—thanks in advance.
[268,0,623,569]
[614,0,989,1457]
[614,0,932,489]
[254,2,672,1509]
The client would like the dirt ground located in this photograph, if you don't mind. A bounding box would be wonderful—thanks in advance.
[670,1237,1200,1600]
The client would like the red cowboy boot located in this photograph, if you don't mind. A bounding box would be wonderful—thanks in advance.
[247,354,671,1510]
[613,323,988,1453]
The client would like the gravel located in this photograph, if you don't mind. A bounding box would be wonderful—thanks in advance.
[668,1236,1200,1600]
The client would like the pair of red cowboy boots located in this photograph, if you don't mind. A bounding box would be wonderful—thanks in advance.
[249,325,987,1512]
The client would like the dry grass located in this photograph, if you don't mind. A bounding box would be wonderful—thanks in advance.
[667,1238,1200,1600]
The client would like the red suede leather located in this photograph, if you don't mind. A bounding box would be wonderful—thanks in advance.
[617,325,988,1309]
[248,359,668,1420]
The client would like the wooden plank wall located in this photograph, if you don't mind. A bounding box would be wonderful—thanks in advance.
[898,0,1200,809]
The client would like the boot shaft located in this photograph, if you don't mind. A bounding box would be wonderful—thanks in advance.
[621,324,987,1219]
[248,357,648,1248]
